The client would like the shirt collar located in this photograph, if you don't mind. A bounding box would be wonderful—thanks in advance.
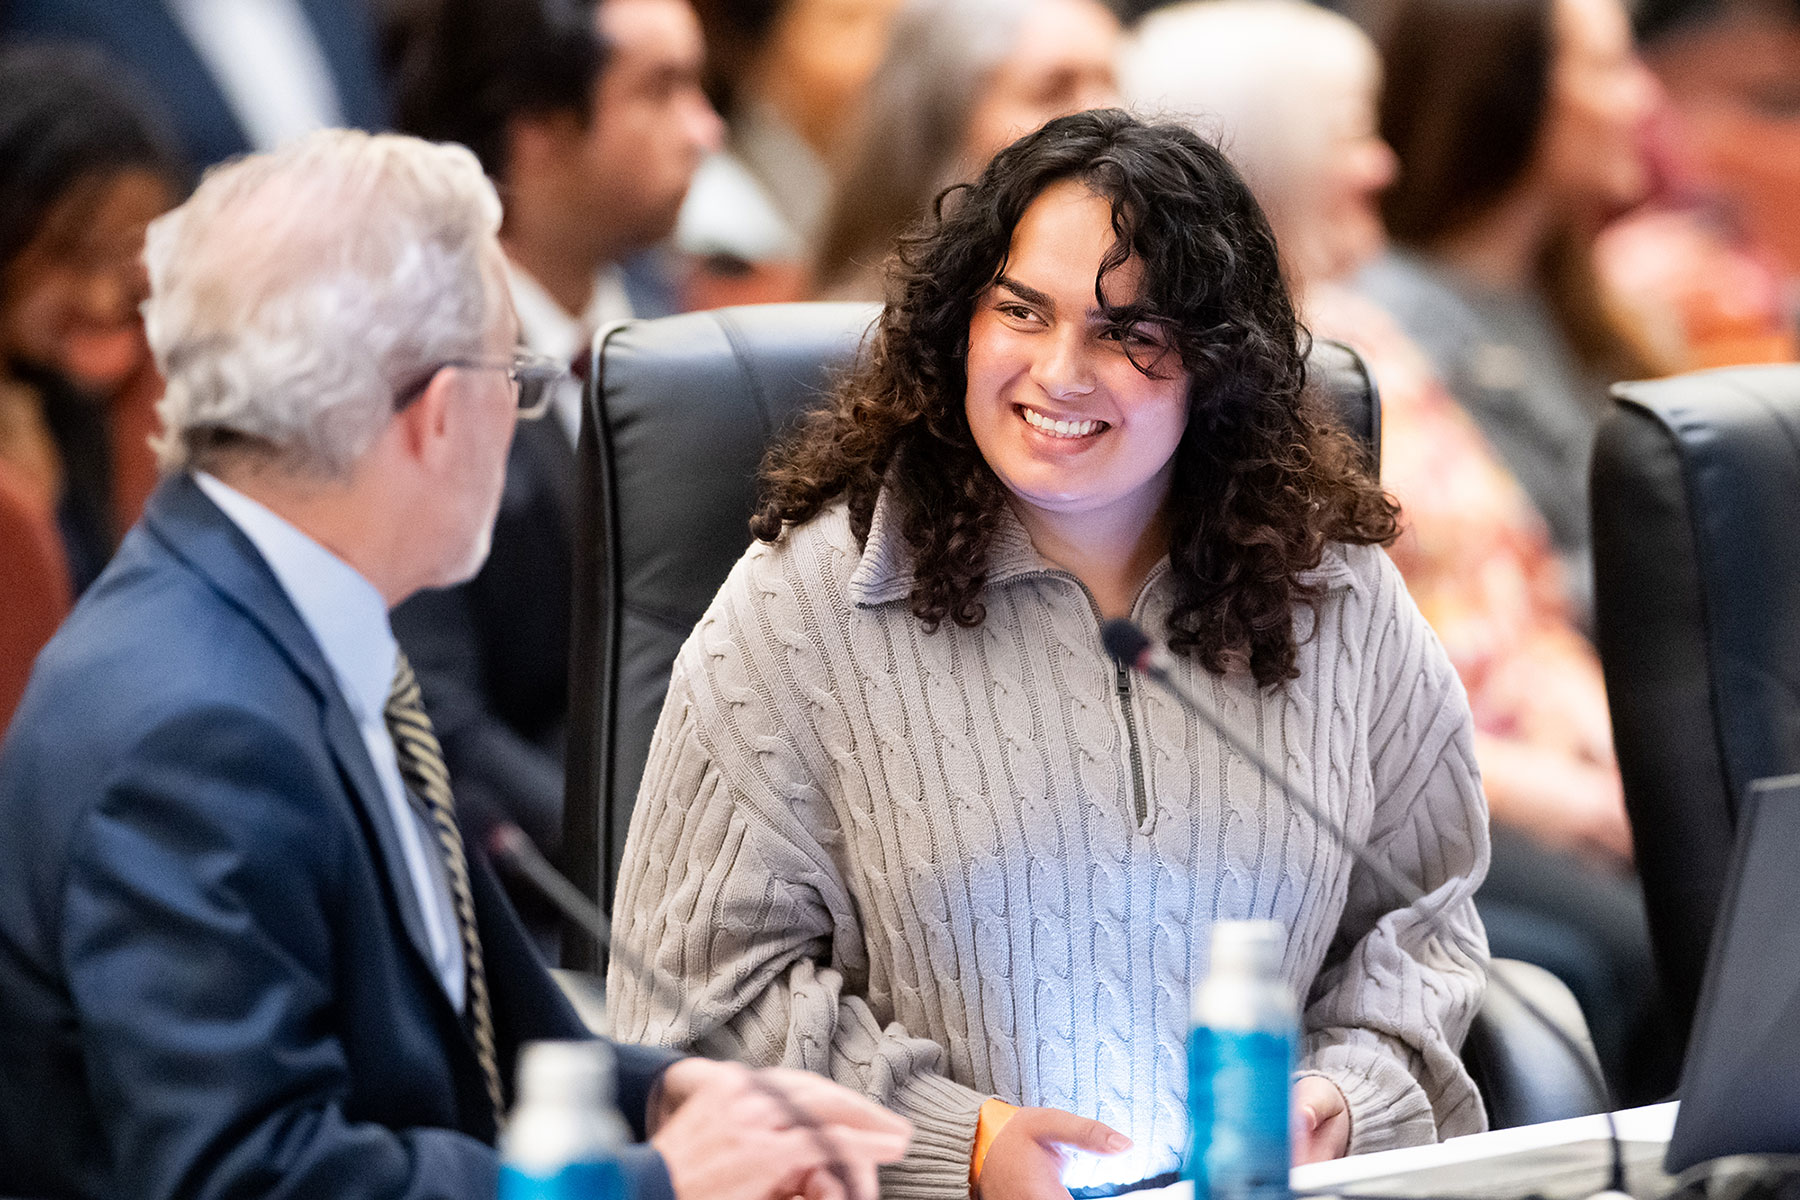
[194,472,397,724]
[846,486,1358,608]
[505,256,635,447]
[847,486,1044,608]
[506,259,583,365]
[504,255,634,362]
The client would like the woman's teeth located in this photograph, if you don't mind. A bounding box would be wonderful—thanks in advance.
[1020,407,1105,438]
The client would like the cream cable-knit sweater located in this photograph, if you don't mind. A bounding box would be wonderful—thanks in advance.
[609,494,1491,1197]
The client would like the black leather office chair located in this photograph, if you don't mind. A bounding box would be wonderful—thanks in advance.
[564,301,1601,1127]
[563,302,1380,925]
[1592,366,1800,1054]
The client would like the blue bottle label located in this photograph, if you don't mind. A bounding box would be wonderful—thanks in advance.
[1187,1025,1295,1200]
[498,1159,626,1200]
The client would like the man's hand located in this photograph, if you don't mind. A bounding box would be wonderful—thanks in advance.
[649,1058,911,1200]
[975,1106,1131,1200]
[1292,1076,1350,1164]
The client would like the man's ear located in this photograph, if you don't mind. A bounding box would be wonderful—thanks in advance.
[393,368,458,468]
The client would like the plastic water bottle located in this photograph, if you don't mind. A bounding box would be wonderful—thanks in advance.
[1187,920,1298,1200]
[499,1040,630,1200]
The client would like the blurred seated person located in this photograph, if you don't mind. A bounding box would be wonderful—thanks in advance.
[0,0,387,169]
[611,110,1490,1197]
[1594,0,1800,369]
[0,45,182,596]
[0,125,909,1200]
[1123,0,1676,1104]
[678,0,903,306]
[389,0,721,866]
[1356,0,1663,624]
[812,0,1121,300]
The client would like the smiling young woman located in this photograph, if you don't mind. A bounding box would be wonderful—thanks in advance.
[960,179,1191,616]
[608,110,1494,1198]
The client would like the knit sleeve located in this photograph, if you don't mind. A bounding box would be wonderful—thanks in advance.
[607,650,987,1200]
[1298,547,1492,1154]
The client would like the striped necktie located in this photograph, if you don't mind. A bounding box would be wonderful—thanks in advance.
[384,652,504,1124]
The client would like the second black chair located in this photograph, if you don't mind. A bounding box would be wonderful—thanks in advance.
[1592,365,1800,1054]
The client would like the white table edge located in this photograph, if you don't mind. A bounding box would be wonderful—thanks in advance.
[1288,1103,1680,1192]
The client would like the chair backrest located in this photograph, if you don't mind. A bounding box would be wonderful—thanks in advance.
[1591,365,1800,1050]
[563,302,1381,967]
[1463,958,1607,1128]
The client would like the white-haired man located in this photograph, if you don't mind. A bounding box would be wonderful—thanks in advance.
[0,128,907,1200]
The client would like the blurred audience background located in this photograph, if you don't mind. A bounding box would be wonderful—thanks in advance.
[1594,0,1800,368]
[386,0,720,939]
[677,0,902,305]
[1121,0,1676,1105]
[8,0,1800,1106]
[0,44,182,728]
[814,0,1121,299]
[0,0,387,169]
[1358,0,1662,626]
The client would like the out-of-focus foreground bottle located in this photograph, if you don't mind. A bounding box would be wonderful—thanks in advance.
[1188,920,1298,1200]
[500,1040,630,1200]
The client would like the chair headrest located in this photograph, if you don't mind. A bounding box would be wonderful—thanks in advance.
[1592,364,1800,1037]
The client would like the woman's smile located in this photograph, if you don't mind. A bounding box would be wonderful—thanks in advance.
[1016,403,1109,440]
[964,178,1190,533]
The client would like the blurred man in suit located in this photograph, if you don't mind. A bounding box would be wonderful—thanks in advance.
[390,0,722,879]
[0,0,388,169]
[0,127,907,1200]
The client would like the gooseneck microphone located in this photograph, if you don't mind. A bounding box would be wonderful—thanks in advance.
[1100,618,1629,1198]
[464,805,862,1200]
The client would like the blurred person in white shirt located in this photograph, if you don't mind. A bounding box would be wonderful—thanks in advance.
[387,0,721,922]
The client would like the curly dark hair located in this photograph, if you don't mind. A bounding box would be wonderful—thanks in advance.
[751,109,1398,686]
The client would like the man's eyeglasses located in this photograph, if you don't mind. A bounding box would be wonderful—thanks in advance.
[393,350,572,420]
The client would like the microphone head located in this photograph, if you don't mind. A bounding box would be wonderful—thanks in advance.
[1101,618,1153,669]
[456,794,525,863]
[488,820,531,863]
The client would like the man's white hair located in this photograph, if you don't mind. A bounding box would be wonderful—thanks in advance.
[144,128,505,478]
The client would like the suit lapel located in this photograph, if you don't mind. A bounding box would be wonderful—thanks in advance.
[142,477,442,984]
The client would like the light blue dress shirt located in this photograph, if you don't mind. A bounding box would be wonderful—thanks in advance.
[195,472,466,1011]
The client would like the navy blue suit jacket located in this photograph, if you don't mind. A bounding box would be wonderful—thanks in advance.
[0,476,677,1200]
[0,0,388,169]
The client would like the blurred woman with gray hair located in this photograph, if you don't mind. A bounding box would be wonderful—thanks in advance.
[813,0,1121,299]
[1124,0,1395,292]
[1122,0,1678,1103]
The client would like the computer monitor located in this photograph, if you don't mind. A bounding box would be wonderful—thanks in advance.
[1666,774,1800,1173]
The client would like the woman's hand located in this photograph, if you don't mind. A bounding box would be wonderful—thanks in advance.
[975,1106,1131,1200]
[1292,1076,1351,1164]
